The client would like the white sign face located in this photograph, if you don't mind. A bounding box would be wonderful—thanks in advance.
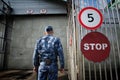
[78,7,103,30]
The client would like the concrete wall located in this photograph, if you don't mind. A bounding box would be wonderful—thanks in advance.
[8,15,68,69]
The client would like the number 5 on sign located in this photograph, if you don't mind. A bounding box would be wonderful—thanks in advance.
[78,7,103,30]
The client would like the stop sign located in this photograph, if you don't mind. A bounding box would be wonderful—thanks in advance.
[81,32,110,62]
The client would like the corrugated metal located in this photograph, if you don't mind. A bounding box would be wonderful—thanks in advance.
[7,0,67,15]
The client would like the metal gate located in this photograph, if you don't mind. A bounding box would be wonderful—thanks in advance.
[67,0,120,80]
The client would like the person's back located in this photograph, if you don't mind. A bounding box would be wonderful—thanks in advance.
[38,35,59,63]
[33,26,64,80]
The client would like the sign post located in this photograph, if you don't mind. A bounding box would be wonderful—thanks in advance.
[81,32,110,62]
[78,7,103,30]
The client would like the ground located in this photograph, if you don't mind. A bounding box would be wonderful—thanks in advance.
[0,70,69,80]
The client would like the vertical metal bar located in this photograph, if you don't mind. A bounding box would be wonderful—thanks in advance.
[113,0,120,65]
[92,1,98,80]
[109,1,119,80]
[92,0,94,7]
[82,24,85,80]
[95,0,99,9]
[110,2,119,80]
[96,1,103,80]
[100,0,112,79]
[67,12,71,69]
[96,0,104,80]
[88,63,91,80]
[100,0,108,80]
[75,25,79,80]
[104,1,115,80]
[109,59,113,80]
[86,0,89,7]
[68,16,72,80]
[94,64,97,80]
[82,57,85,80]
[80,0,86,80]
[71,0,77,80]
[114,3,120,78]
[86,1,92,80]
[104,63,108,80]
[99,64,102,80]
[73,4,77,80]
[115,3,120,28]
[76,0,84,79]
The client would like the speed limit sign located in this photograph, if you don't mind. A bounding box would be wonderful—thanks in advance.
[78,7,103,30]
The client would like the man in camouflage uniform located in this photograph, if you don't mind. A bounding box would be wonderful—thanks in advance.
[33,26,64,80]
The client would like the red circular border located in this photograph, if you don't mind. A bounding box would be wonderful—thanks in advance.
[78,7,103,30]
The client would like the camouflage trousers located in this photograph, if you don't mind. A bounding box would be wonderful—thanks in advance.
[38,62,58,80]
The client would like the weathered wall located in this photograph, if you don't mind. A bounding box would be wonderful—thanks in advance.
[8,15,68,69]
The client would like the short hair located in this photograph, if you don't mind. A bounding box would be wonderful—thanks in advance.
[45,26,53,32]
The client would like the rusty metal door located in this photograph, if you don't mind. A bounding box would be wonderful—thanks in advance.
[67,0,120,80]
